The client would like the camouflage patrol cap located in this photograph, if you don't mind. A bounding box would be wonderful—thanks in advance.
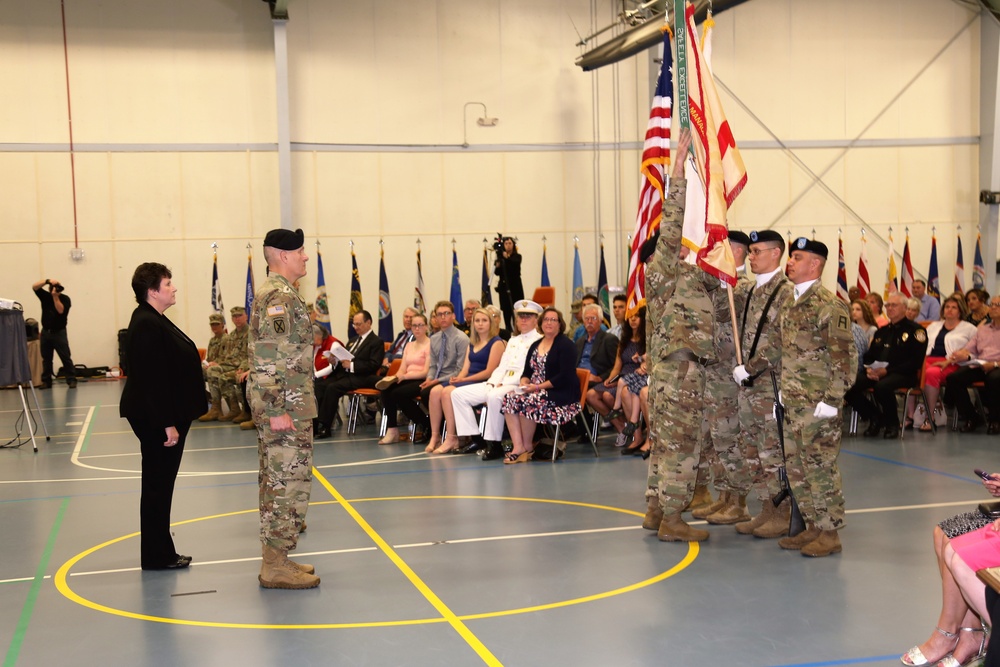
[263,228,304,250]
[748,230,783,246]
[209,313,225,324]
[791,237,828,259]
[230,306,246,316]
[728,231,751,248]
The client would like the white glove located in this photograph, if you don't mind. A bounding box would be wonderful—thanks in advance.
[733,365,750,385]
[813,401,838,419]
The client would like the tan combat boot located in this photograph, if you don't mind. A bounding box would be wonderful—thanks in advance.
[705,494,750,525]
[752,497,791,539]
[800,529,842,557]
[220,406,242,422]
[778,525,822,551]
[642,497,664,531]
[240,419,256,430]
[735,498,775,535]
[232,410,251,424]
[657,513,709,542]
[692,491,728,520]
[198,405,221,422]
[259,545,320,589]
[685,484,714,513]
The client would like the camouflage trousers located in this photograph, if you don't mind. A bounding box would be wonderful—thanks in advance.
[696,364,750,495]
[784,407,845,531]
[738,378,783,502]
[257,419,313,551]
[645,360,706,514]
[205,364,243,411]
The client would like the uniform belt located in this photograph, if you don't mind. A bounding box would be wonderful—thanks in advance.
[664,349,715,367]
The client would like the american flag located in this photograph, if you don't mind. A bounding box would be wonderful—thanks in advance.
[856,233,871,298]
[626,26,672,316]
[836,234,849,302]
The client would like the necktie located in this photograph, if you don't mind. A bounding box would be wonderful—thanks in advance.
[349,335,362,353]
[435,332,446,380]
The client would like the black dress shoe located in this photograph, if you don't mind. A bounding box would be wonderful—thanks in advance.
[480,440,506,460]
[67,378,77,388]
[458,437,485,455]
[413,429,431,445]
[989,422,1000,435]
[315,423,331,440]
[882,427,900,439]
[142,555,192,571]
[960,418,983,433]
[862,423,882,438]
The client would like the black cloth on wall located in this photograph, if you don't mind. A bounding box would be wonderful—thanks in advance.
[0,309,31,386]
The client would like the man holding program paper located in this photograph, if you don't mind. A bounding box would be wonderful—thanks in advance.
[944,298,1000,433]
[844,292,927,439]
[313,310,384,439]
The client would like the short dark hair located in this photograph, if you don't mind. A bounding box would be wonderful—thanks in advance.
[539,307,567,333]
[131,263,171,305]
[912,279,926,289]
[581,293,599,304]
[356,310,373,324]
[612,294,627,304]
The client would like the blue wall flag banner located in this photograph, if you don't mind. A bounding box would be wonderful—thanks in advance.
[349,250,364,337]
[315,250,331,333]
[378,248,393,341]
[974,232,986,289]
[927,233,940,301]
[211,255,224,314]
[414,248,426,314]
[450,249,464,324]
[572,243,584,302]
[541,244,551,287]
[481,248,492,306]
[244,250,256,315]
[597,243,610,316]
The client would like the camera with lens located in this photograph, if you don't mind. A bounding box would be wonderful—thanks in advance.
[45,279,64,293]
[492,233,505,253]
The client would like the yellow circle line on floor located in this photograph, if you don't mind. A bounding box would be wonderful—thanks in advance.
[54,495,697,630]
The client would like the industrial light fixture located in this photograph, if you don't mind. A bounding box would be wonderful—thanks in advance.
[462,102,499,147]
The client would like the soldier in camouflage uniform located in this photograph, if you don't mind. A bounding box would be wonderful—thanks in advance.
[221,306,250,423]
[776,239,857,557]
[731,230,794,539]
[693,231,754,525]
[196,314,228,421]
[249,228,320,589]
[641,129,719,543]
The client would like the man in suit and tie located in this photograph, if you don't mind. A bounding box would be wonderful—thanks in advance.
[314,309,385,439]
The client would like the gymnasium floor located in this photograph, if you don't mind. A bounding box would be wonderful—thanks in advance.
[0,380,992,667]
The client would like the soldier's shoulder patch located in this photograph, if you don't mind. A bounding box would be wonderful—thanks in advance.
[836,314,850,332]
[266,304,286,317]
[915,328,927,343]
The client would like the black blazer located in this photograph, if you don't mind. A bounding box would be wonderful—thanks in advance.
[341,331,386,379]
[576,329,618,381]
[521,334,580,406]
[120,302,205,430]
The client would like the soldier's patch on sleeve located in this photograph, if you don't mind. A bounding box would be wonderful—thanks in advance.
[267,305,285,317]
[274,318,286,334]
[915,329,927,343]
[836,315,850,332]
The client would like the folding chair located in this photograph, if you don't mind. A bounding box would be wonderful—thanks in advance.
[547,369,601,461]
[346,358,400,436]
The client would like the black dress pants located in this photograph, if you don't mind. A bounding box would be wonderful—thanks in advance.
[381,379,427,429]
[945,366,1000,422]
[128,417,189,568]
[844,369,915,429]
[40,328,75,383]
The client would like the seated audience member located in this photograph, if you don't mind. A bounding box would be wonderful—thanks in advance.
[586,306,646,445]
[616,346,650,454]
[448,300,543,458]
[913,279,942,321]
[844,292,927,438]
[866,292,889,327]
[412,301,470,445]
[899,472,998,667]
[313,310,384,439]
[572,294,608,342]
[312,323,338,375]
[608,294,627,339]
[500,307,580,464]
[200,307,248,422]
[851,298,879,344]
[377,313,431,445]
[485,304,510,341]
[576,303,618,389]
[944,297,1000,433]
[383,307,416,366]
[905,296,976,432]
[425,308,505,454]
[456,299,481,336]
[967,288,992,327]
[850,322,869,374]
[906,297,922,322]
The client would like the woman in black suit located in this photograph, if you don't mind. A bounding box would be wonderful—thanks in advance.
[120,263,205,570]
[494,236,524,332]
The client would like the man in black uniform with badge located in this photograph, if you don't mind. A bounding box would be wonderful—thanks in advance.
[844,291,926,438]
[31,277,77,389]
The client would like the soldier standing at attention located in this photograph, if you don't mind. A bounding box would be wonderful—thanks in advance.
[642,128,719,543]
[776,238,857,557]
[731,229,793,539]
[693,231,754,525]
[250,228,319,589]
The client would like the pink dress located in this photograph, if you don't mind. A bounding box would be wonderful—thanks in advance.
[950,522,1000,570]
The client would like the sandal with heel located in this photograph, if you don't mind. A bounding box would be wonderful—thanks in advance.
[900,627,959,666]
[934,623,990,667]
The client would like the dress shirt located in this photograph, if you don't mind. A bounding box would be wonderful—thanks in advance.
[963,323,1000,362]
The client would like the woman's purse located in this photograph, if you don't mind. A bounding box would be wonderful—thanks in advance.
[979,501,1000,519]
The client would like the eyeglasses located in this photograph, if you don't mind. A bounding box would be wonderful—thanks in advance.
[749,247,780,256]
[990,302,1000,307]
[583,316,600,323]
[411,322,427,328]
[435,311,453,317]
[541,317,560,324]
